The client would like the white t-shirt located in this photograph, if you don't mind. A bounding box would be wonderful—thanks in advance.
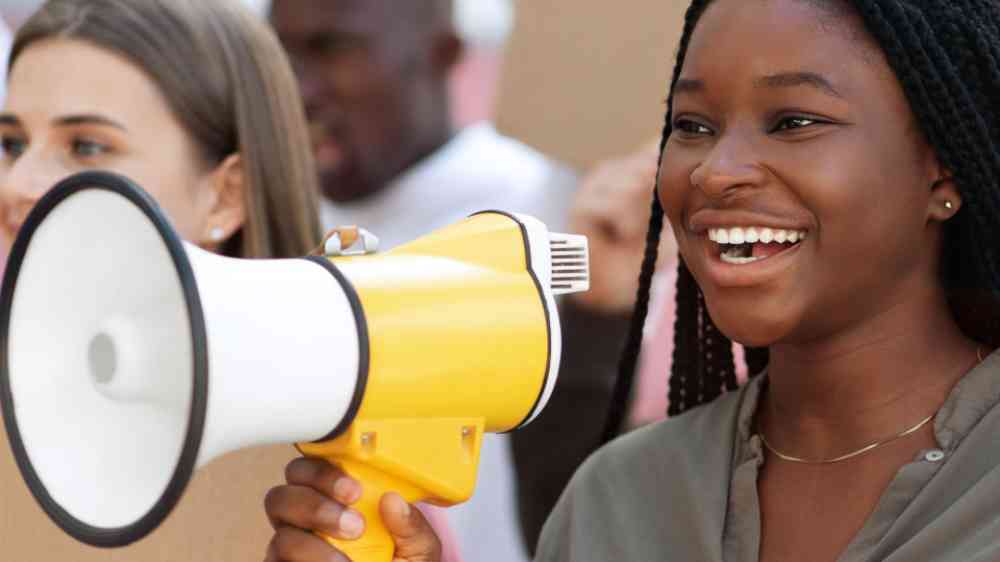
[321,122,575,246]
[320,122,577,562]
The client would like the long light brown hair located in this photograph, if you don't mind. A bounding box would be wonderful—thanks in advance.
[11,0,321,258]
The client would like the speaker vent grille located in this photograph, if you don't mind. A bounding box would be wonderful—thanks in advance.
[548,233,589,295]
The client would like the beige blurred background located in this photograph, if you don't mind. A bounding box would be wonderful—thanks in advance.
[497,0,686,169]
[0,1,687,561]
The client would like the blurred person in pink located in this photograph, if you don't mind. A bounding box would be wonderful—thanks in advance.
[448,0,512,128]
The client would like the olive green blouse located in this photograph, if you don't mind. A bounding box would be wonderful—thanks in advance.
[536,350,1000,561]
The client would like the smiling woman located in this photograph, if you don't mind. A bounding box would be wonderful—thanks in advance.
[540,0,1000,560]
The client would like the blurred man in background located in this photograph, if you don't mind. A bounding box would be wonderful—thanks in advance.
[269,1,575,561]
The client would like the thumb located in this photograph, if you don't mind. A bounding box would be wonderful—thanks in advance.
[380,493,442,562]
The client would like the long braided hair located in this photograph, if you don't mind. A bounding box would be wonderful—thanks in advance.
[602,0,1000,440]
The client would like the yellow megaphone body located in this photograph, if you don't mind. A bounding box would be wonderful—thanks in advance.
[301,211,584,558]
[0,171,589,562]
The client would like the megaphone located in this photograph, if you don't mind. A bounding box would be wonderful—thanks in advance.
[0,171,589,561]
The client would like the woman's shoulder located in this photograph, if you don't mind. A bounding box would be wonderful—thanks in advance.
[534,385,751,562]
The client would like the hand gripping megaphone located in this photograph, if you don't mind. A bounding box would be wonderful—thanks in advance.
[0,171,589,561]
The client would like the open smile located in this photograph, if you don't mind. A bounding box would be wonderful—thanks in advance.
[708,226,808,265]
[695,225,809,288]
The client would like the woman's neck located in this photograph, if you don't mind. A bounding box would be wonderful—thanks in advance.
[760,286,981,459]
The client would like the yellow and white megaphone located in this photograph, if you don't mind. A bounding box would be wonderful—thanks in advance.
[0,171,589,561]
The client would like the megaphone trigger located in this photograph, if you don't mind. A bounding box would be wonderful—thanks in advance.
[297,417,485,560]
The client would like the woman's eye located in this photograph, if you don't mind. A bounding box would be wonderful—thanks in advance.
[1,136,27,159]
[72,139,110,158]
[674,119,713,136]
[772,116,819,132]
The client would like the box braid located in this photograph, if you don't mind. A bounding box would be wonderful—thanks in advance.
[601,0,718,441]
[601,0,1000,441]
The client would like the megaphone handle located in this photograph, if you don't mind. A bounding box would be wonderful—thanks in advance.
[314,458,419,562]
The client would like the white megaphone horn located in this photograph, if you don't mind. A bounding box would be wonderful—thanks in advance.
[0,171,589,562]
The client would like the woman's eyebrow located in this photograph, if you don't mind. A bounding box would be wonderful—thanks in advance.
[673,72,843,99]
[52,114,128,131]
[754,71,844,98]
[674,78,704,96]
[0,113,129,131]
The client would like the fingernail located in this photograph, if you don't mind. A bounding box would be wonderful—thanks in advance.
[317,502,342,527]
[333,477,359,503]
[339,509,364,539]
[386,492,410,517]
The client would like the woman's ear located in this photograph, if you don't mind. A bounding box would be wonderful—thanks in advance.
[197,153,246,251]
[928,173,961,223]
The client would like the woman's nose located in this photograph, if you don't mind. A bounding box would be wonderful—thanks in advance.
[0,151,67,233]
[689,132,767,199]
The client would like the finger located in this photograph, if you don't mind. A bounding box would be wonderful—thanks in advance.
[380,493,442,561]
[269,527,351,562]
[264,485,366,540]
[285,457,362,505]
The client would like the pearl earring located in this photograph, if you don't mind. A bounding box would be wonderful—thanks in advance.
[944,201,954,210]
[210,227,225,241]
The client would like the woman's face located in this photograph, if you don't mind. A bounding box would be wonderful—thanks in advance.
[659,0,951,347]
[0,39,223,254]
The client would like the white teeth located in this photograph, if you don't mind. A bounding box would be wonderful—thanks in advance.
[721,255,763,265]
[707,226,808,246]
[729,228,745,244]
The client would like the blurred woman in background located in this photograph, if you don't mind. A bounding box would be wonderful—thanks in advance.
[0,0,321,560]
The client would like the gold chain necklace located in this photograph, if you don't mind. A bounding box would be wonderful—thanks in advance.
[759,413,935,464]
[758,347,986,465]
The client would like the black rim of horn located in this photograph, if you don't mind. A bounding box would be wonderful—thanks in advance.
[0,171,209,547]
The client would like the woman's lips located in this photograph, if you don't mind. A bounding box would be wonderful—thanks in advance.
[4,207,27,239]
